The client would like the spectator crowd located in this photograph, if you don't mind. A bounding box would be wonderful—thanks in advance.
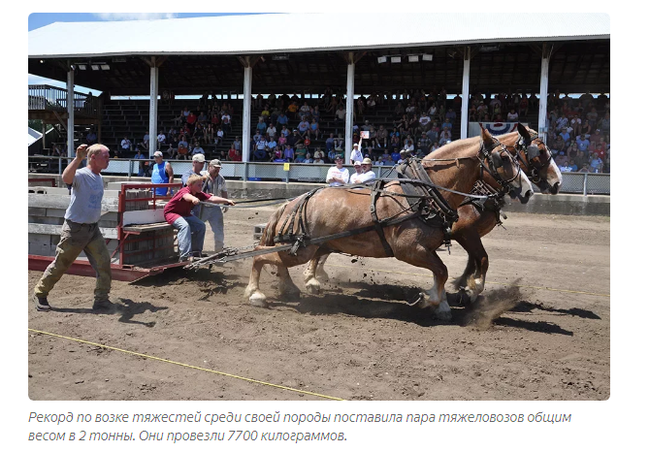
[112,86,609,174]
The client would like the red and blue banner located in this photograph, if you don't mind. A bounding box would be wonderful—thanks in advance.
[468,122,528,138]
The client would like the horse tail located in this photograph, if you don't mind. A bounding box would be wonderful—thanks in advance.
[261,202,288,246]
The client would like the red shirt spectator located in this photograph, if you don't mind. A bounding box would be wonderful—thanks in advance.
[593,141,608,159]
[163,186,209,224]
[228,147,242,161]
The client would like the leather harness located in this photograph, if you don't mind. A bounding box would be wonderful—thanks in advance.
[272,157,461,257]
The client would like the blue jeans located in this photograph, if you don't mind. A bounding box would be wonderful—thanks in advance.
[199,205,225,252]
[172,215,206,259]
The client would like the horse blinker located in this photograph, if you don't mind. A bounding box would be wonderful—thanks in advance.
[527,145,541,161]
[491,150,504,168]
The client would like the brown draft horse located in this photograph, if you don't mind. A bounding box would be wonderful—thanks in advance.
[244,127,534,320]
[448,124,563,302]
[311,124,562,303]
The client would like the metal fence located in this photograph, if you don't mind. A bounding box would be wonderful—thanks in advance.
[27,155,611,196]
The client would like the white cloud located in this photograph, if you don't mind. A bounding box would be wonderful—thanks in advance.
[94,13,178,21]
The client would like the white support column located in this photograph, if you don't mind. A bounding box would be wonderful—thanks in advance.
[242,65,253,163]
[538,43,551,144]
[460,46,471,140]
[345,55,355,164]
[148,63,159,158]
[67,65,75,157]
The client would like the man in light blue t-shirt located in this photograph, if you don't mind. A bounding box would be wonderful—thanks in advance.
[33,144,114,312]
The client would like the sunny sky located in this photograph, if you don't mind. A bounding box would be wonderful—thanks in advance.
[27,12,246,31]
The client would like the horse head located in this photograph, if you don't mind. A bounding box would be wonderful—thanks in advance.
[514,123,563,194]
[480,127,535,204]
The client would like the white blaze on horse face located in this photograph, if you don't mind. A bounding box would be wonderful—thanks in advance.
[519,170,535,197]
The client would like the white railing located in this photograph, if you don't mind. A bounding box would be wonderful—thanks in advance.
[28,84,99,116]
[27,156,611,195]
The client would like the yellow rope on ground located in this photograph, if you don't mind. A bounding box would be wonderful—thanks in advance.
[27,328,345,401]
[325,263,610,298]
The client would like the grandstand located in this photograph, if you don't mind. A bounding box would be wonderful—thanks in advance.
[28,13,609,172]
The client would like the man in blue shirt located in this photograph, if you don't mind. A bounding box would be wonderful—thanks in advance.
[559,128,571,143]
[576,133,591,152]
[256,118,267,135]
[277,113,289,127]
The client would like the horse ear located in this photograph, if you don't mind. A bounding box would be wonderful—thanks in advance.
[517,123,531,142]
[481,126,494,148]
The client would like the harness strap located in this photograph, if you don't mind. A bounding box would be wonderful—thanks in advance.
[369,179,395,257]
[275,187,323,245]
[396,160,459,224]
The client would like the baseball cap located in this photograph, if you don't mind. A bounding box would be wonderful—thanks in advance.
[192,154,206,163]
[354,161,362,166]
[209,159,222,168]
[334,155,343,160]
[153,151,163,157]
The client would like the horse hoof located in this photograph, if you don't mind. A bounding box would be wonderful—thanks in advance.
[433,301,453,321]
[305,279,321,295]
[249,292,268,308]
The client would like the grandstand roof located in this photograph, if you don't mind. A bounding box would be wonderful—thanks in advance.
[28,127,42,147]
[28,13,610,96]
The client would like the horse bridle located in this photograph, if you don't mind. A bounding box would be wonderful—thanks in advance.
[478,138,523,194]
[512,132,552,184]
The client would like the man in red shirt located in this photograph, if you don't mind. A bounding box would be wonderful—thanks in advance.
[186,111,197,133]
[592,139,608,160]
[164,174,235,262]
[228,144,242,161]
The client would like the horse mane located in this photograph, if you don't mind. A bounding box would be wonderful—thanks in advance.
[424,135,482,161]
[424,125,540,160]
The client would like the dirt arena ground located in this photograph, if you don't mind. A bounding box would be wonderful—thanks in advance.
[27,205,610,401]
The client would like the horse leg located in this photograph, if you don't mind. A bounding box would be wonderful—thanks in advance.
[451,254,476,292]
[451,229,487,303]
[276,263,301,299]
[245,245,318,306]
[469,241,489,303]
[394,245,452,321]
[454,229,489,303]
[315,253,331,282]
[304,250,330,294]
[244,253,269,307]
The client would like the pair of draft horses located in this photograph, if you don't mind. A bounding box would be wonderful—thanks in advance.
[244,124,562,320]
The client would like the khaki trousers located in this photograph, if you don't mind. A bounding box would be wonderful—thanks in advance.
[34,220,112,302]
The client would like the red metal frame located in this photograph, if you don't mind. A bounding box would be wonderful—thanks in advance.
[28,182,184,282]
[28,255,188,282]
[28,177,57,187]
[117,182,180,268]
